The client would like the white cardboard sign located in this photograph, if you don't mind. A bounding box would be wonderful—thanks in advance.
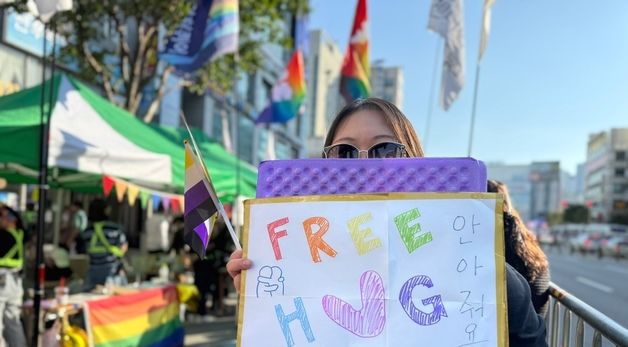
[237,193,506,347]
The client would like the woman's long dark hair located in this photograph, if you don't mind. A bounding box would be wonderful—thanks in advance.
[488,180,549,281]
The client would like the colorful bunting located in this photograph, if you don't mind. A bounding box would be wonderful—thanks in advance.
[162,196,171,212]
[139,191,150,209]
[127,185,140,206]
[102,176,115,197]
[152,194,163,211]
[101,175,183,213]
[171,198,181,214]
[114,180,128,202]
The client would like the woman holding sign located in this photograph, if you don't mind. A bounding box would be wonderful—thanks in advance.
[228,98,548,347]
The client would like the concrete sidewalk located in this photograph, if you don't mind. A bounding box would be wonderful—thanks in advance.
[184,315,237,347]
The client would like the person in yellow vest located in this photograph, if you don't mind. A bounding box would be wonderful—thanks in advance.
[79,199,128,291]
[0,205,27,346]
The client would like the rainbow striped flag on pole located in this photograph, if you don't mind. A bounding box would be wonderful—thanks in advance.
[255,49,306,124]
[340,0,370,104]
[183,141,220,257]
[85,286,184,347]
[161,0,239,72]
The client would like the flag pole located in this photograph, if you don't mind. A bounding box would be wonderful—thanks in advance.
[423,38,441,152]
[180,113,242,250]
[467,62,481,157]
[232,53,242,240]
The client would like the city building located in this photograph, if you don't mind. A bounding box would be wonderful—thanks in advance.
[560,163,585,205]
[304,29,343,158]
[529,161,561,221]
[0,9,49,96]
[486,163,532,221]
[370,61,403,106]
[585,129,628,223]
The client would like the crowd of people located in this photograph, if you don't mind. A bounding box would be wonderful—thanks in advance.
[0,196,233,345]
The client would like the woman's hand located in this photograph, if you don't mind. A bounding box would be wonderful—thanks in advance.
[226,250,252,293]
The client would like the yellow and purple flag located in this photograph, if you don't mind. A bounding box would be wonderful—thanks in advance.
[184,141,219,257]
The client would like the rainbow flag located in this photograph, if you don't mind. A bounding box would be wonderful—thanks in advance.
[161,0,239,72]
[340,0,370,104]
[255,49,306,124]
[85,286,184,347]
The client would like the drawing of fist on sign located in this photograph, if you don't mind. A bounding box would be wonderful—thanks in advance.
[256,265,285,297]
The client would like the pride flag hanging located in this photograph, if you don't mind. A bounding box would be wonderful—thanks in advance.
[255,49,306,124]
[184,141,219,257]
[161,0,239,73]
[85,286,184,347]
[340,0,370,104]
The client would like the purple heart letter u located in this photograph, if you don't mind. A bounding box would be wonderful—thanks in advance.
[322,270,386,338]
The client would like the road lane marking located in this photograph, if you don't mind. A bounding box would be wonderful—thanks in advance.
[575,277,614,293]
[605,265,628,275]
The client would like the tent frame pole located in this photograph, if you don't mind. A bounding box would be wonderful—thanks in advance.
[32,23,57,347]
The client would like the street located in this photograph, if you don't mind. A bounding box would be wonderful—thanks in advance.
[547,249,628,328]
[184,316,236,347]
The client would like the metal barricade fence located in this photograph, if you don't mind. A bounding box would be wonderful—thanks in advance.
[546,282,628,347]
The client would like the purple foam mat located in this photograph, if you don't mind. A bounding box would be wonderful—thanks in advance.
[256,158,487,198]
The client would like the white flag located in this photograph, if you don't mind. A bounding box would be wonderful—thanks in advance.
[27,0,73,23]
[428,0,465,111]
[478,0,496,61]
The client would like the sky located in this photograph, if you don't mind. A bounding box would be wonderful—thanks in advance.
[308,0,628,174]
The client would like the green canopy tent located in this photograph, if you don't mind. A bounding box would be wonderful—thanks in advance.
[0,74,256,203]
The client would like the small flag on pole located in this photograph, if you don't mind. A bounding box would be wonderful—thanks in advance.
[184,141,220,257]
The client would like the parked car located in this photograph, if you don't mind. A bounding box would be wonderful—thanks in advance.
[617,240,628,259]
[569,233,607,254]
[599,235,628,258]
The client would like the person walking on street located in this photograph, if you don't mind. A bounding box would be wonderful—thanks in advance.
[0,205,27,347]
[79,199,128,290]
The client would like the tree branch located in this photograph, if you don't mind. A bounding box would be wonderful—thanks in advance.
[83,43,118,105]
[108,9,131,85]
[142,66,174,123]
[127,22,158,114]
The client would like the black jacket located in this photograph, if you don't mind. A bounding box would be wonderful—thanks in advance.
[507,263,548,346]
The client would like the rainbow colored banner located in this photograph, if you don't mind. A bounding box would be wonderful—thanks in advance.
[255,49,306,124]
[340,0,370,103]
[85,286,184,347]
[161,0,239,72]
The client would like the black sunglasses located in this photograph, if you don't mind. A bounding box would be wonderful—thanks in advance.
[323,142,407,159]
